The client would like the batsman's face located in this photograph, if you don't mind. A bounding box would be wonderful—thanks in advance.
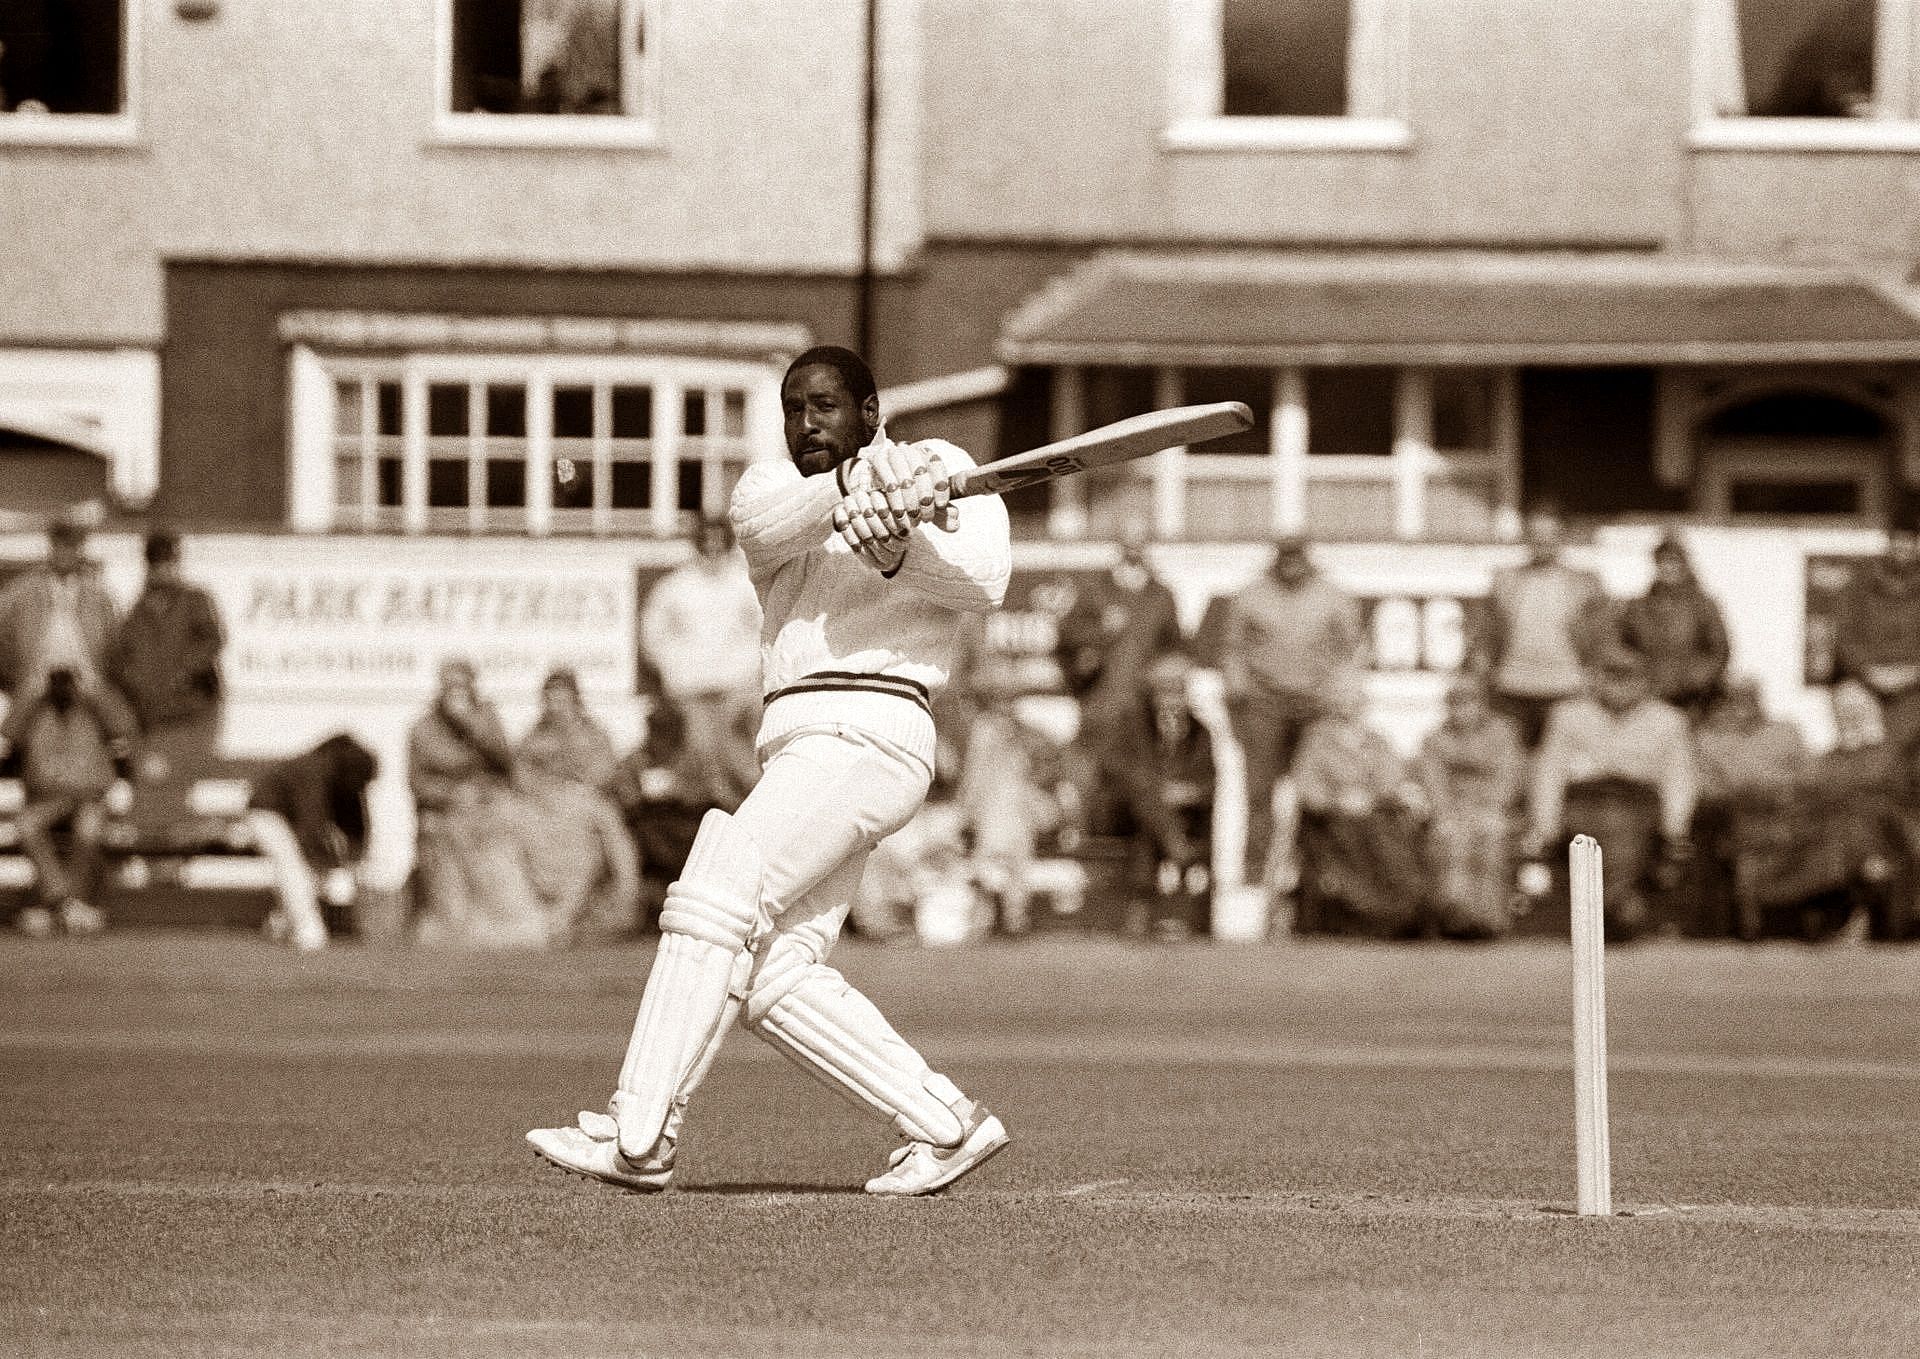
[783,365,877,477]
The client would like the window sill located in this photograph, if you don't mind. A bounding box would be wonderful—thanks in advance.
[1690,118,1920,152]
[1162,116,1412,153]
[430,114,663,151]
[0,113,141,148]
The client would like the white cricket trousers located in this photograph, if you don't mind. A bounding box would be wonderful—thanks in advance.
[734,722,931,958]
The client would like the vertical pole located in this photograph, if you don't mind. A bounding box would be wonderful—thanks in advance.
[1569,834,1613,1216]
[856,0,880,357]
[1048,366,1089,538]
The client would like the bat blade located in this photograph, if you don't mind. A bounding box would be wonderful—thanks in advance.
[951,401,1254,499]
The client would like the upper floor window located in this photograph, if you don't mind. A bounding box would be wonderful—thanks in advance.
[1166,0,1410,150]
[439,0,659,146]
[0,0,134,144]
[1695,0,1920,146]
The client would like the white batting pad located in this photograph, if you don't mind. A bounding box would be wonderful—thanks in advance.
[611,810,762,1159]
[745,939,967,1148]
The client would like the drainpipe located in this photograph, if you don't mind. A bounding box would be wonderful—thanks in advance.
[856,0,879,358]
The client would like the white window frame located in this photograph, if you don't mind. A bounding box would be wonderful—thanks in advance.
[292,350,779,537]
[1692,0,1920,150]
[1164,0,1412,152]
[0,0,141,147]
[432,0,663,150]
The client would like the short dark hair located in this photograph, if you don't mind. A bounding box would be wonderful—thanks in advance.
[144,529,181,566]
[783,345,876,406]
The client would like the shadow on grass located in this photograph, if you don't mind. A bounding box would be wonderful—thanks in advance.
[679,1182,867,1196]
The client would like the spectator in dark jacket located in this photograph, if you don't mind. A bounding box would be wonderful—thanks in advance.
[0,667,135,937]
[245,733,378,951]
[1614,532,1729,722]
[1831,523,1920,760]
[1056,528,1182,709]
[108,529,226,740]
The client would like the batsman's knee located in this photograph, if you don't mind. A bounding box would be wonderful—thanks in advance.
[741,933,820,1029]
[658,809,764,951]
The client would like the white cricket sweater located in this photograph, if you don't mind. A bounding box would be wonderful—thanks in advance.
[729,437,1011,772]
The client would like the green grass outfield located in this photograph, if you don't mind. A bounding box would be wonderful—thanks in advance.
[2,932,1916,1357]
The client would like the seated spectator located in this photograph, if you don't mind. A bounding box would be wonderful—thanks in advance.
[1525,648,1696,938]
[516,669,638,943]
[1291,677,1428,937]
[246,733,378,952]
[409,660,544,948]
[0,667,134,938]
[0,512,119,699]
[1688,679,1809,937]
[1725,682,1915,942]
[1414,674,1525,938]
[1614,532,1730,722]
[609,688,762,929]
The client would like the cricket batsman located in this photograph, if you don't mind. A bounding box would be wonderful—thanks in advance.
[528,345,1013,1196]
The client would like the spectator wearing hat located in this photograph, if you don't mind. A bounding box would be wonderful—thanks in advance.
[1056,525,1182,714]
[1831,521,1920,761]
[0,512,119,700]
[1613,532,1730,724]
[1472,504,1611,750]
[1526,647,1696,935]
[1219,534,1365,896]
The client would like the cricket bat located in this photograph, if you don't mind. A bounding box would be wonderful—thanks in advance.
[950,401,1254,499]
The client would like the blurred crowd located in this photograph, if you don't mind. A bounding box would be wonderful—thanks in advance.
[7,505,1920,949]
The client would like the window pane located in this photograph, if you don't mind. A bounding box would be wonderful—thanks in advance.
[551,454,594,509]
[0,0,123,114]
[721,389,747,438]
[487,384,527,436]
[334,456,363,509]
[428,384,470,437]
[487,458,527,508]
[1308,368,1394,456]
[428,459,470,508]
[449,0,635,116]
[1739,0,1875,117]
[677,460,703,512]
[376,382,403,436]
[682,389,707,437]
[377,457,404,506]
[1180,368,1271,455]
[334,381,364,437]
[612,384,652,437]
[554,385,594,438]
[1434,371,1494,450]
[611,461,650,509]
[1729,480,1862,515]
[1222,0,1348,117]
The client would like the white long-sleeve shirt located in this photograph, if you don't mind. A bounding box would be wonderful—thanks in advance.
[729,437,1011,771]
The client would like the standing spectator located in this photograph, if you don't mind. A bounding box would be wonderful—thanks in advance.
[0,667,133,938]
[408,660,544,947]
[1219,534,1365,896]
[1474,505,1611,749]
[638,518,762,815]
[1414,674,1526,938]
[1831,521,1920,761]
[1525,648,1696,936]
[0,512,119,699]
[107,529,228,836]
[1290,677,1428,937]
[516,667,638,943]
[245,733,379,952]
[1614,532,1730,722]
[1056,527,1182,710]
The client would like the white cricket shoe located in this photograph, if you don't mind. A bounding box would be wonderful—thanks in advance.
[58,900,105,937]
[527,1110,674,1193]
[865,1101,1009,1197]
[15,906,56,939]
